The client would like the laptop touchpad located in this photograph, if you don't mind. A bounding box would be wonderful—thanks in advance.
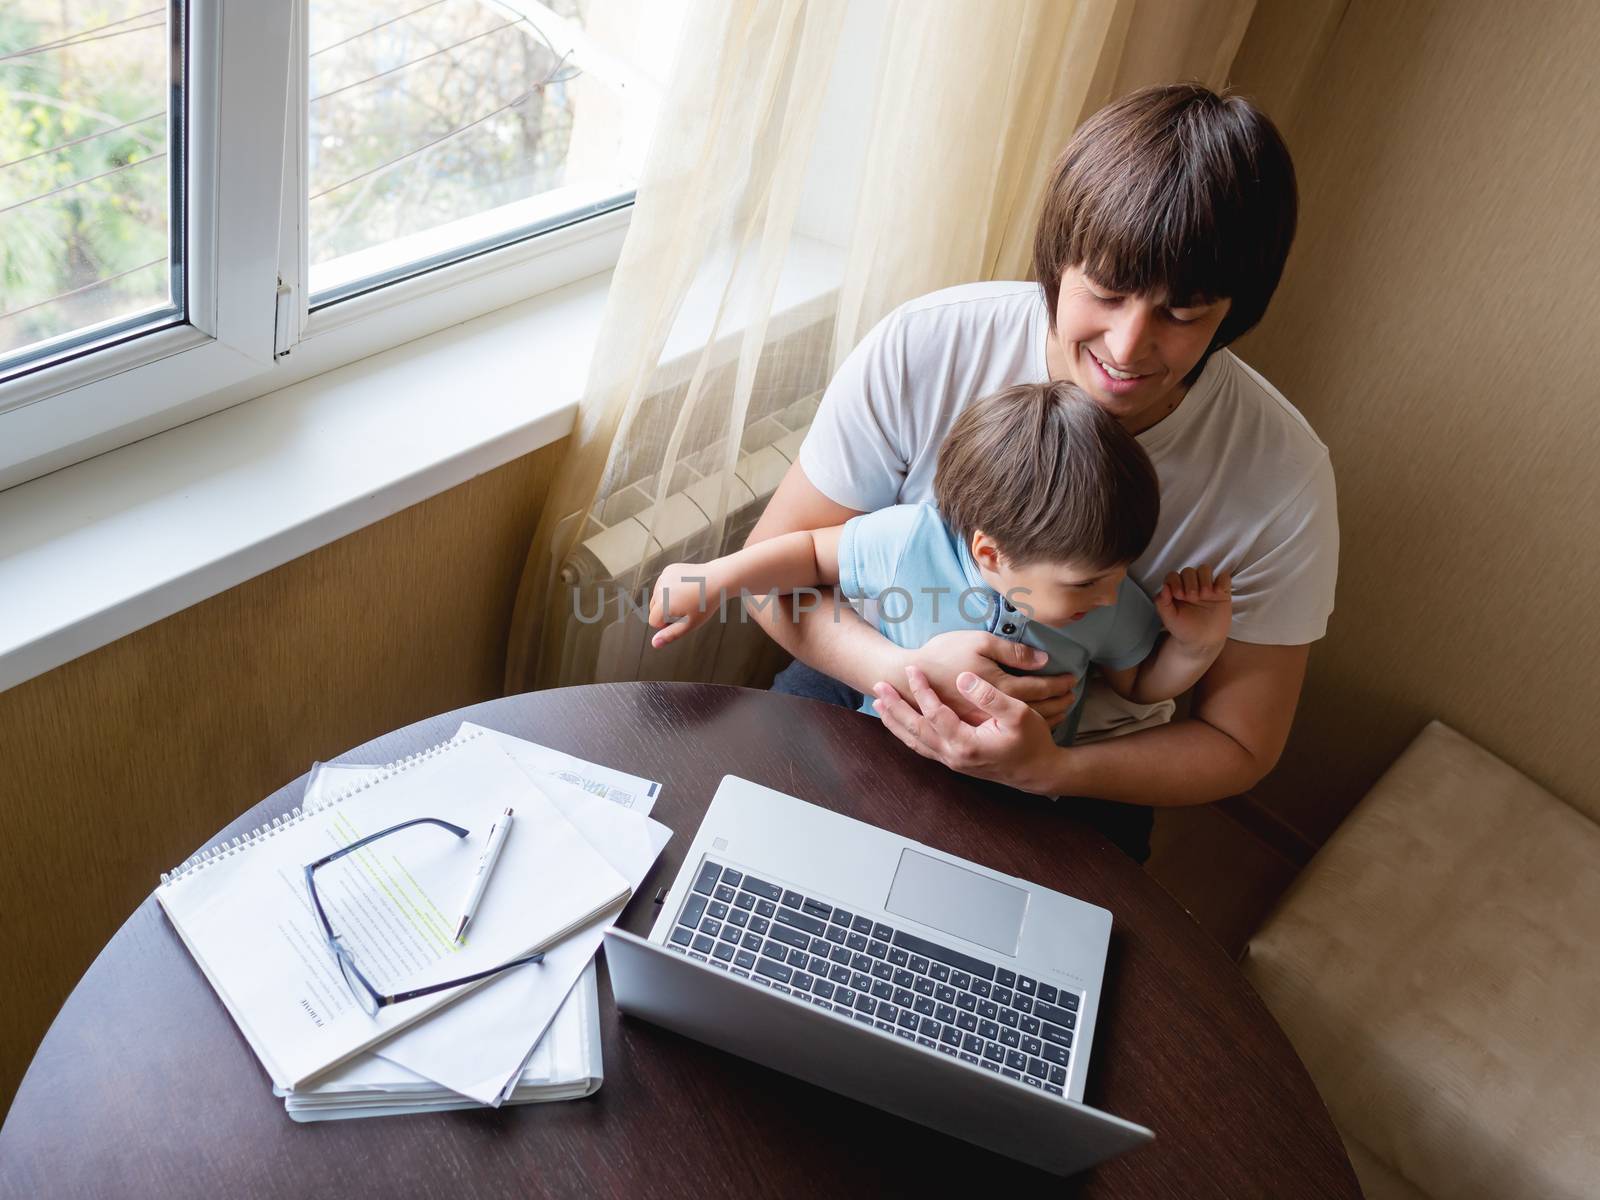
[885,849,1027,956]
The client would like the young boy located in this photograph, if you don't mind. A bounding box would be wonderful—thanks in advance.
[649,381,1232,744]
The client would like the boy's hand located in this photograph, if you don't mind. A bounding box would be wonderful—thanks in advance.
[1155,566,1233,652]
[649,563,720,648]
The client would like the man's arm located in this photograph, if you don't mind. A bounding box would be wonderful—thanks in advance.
[746,462,1078,726]
[1047,640,1309,804]
[873,639,1310,805]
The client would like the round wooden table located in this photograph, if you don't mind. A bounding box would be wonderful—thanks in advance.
[0,684,1359,1198]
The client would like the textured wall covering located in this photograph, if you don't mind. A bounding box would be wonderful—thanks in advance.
[0,445,560,1112]
[1231,0,1600,843]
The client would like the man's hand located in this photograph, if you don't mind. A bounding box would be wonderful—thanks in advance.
[1154,565,1233,653]
[648,562,719,648]
[901,629,1077,728]
[871,666,1063,794]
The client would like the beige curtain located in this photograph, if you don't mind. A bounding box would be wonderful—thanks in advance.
[505,0,1256,696]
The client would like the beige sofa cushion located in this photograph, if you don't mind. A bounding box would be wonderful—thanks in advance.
[1243,721,1600,1200]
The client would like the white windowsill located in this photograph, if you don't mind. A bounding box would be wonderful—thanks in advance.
[0,237,843,694]
[0,273,605,695]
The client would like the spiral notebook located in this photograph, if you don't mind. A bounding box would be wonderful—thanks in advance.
[157,729,632,1092]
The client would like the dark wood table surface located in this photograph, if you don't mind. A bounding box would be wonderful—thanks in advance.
[1,683,1359,1199]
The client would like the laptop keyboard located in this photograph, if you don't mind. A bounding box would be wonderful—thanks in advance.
[663,858,1079,1098]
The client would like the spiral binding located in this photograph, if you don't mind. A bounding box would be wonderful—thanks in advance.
[159,728,484,886]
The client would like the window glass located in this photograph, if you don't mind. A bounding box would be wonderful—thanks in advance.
[308,0,679,307]
[0,1,182,376]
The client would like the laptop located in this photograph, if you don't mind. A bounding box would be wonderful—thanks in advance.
[604,775,1153,1177]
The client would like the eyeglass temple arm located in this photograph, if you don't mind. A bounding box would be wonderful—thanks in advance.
[307,817,470,870]
[387,950,546,1004]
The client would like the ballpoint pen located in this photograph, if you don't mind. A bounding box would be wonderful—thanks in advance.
[453,807,514,942]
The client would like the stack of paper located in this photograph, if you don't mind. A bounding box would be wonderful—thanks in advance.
[280,961,605,1121]
[159,722,670,1122]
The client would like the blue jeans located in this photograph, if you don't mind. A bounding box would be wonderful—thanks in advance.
[771,660,1153,863]
[771,658,863,709]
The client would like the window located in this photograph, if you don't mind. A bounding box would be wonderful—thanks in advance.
[0,0,682,490]
[306,0,642,308]
[0,2,184,379]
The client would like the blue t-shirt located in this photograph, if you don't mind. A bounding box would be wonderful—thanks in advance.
[837,504,1161,744]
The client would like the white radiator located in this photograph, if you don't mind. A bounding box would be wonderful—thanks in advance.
[554,390,820,688]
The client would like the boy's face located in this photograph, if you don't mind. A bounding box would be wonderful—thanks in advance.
[971,532,1127,628]
[1047,265,1231,434]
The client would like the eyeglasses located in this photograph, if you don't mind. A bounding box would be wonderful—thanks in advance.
[304,816,544,1018]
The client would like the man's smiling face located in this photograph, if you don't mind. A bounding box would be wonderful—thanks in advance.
[1047,265,1232,435]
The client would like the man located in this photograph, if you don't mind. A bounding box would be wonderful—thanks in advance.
[744,83,1335,862]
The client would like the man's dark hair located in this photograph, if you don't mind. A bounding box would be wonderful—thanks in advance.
[933,382,1159,569]
[1033,82,1297,375]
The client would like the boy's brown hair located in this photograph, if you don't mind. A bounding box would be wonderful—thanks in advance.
[934,382,1159,569]
[1033,83,1297,376]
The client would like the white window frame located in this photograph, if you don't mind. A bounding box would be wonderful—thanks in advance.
[0,1,288,489]
[0,0,636,492]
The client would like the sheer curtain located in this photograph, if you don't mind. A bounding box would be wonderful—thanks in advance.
[505,0,1256,695]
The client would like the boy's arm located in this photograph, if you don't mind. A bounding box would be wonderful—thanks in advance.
[1102,637,1224,704]
[1101,567,1232,704]
[649,526,843,646]
[744,462,1078,727]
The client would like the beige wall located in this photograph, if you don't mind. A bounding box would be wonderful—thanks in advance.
[1231,0,1600,844]
[0,445,560,1114]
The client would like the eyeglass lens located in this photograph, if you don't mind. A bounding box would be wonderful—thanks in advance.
[335,941,379,1017]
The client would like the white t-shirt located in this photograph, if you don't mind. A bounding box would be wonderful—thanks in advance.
[799,281,1338,645]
